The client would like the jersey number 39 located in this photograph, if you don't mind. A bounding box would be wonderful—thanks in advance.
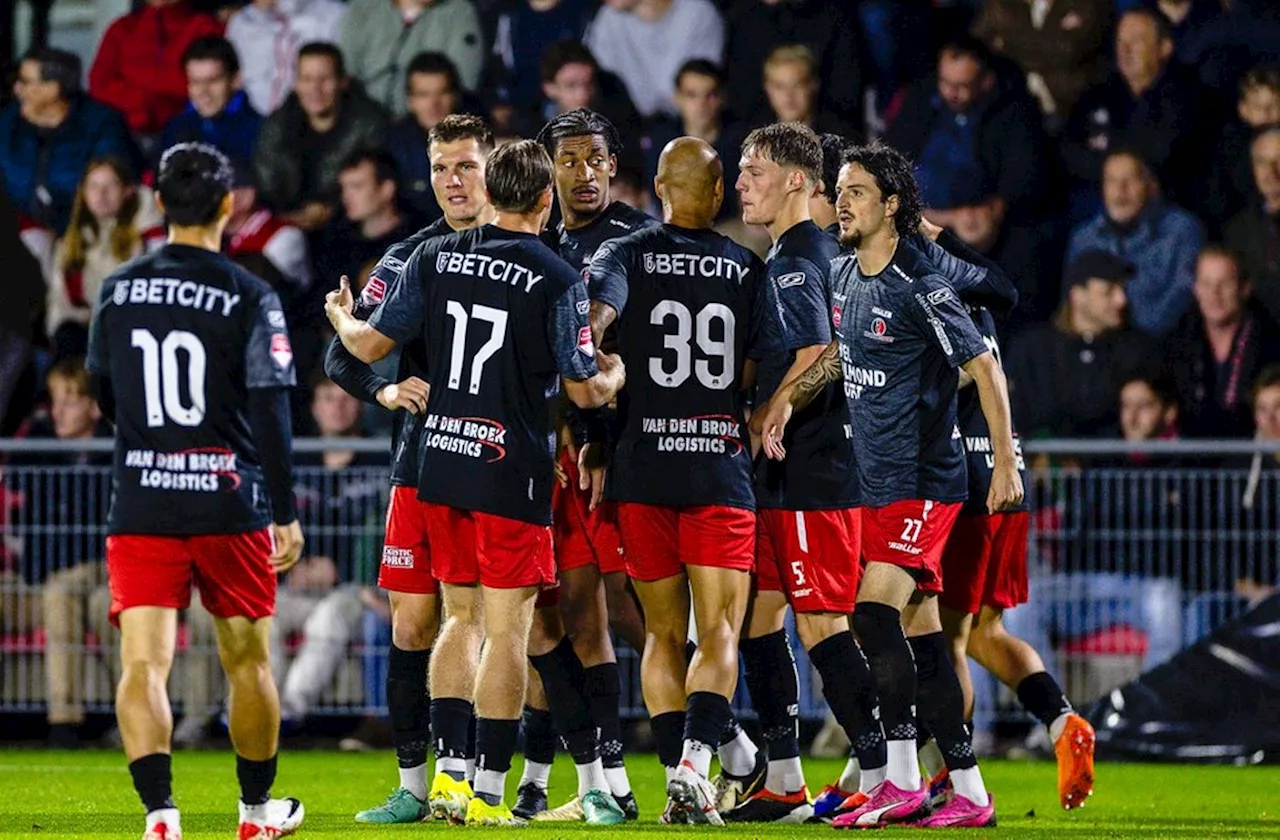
[131,328,207,428]
[649,300,735,390]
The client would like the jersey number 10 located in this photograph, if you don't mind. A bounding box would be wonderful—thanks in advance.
[649,300,735,390]
[131,329,207,428]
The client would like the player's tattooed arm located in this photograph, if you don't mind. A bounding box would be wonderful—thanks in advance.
[588,300,618,347]
[963,351,1025,513]
[753,340,841,460]
[787,340,842,410]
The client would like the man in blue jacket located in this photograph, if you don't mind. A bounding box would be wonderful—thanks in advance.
[0,48,139,234]
[158,36,262,168]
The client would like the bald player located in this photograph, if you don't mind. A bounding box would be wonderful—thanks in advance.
[585,138,764,825]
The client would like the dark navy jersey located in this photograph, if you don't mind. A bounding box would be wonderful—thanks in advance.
[355,217,452,487]
[830,237,989,509]
[557,201,658,437]
[589,224,764,510]
[958,306,1029,516]
[86,244,296,535]
[554,201,659,276]
[368,225,597,524]
[751,221,858,510]
[909,231,1018,316]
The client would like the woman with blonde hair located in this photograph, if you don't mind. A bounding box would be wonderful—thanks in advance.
[47,156,162,359]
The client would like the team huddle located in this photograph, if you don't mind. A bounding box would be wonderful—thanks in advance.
[86,109,1097,840]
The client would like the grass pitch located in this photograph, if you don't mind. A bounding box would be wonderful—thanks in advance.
[0,750,1277,838]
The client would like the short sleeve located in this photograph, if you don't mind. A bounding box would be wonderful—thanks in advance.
[764,255,832,352]
[549,279,599,383]
[367,239,431,344]
[920,236,986,294]
[245,288,298,389]
[86,279,115,375]
[908,274,989,369]
[585,239,630,317]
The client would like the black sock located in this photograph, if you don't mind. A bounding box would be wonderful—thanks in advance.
[652,710,686,769]
[529,636,595,750]
[1016,672,1073,728]
[809,630,887,771]
[740,630,801,761]
[852,602,917,743]
[684,691,732,750]
[236,754,277,806]
[583,663,625,769]
[719,715,743,747]
[520,707,557,765]
[910,632,976,771]
[474,718,519,806]
[387,645,431,769]
[430,697,473,779]
[466,714,477,762]
[129,753,174,813]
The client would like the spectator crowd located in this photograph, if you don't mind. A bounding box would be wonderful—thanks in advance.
[2,0,1280,745]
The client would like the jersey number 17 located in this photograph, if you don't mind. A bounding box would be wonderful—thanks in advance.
[444,301,508,395]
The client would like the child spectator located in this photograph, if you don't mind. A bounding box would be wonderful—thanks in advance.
[9,358,114,747]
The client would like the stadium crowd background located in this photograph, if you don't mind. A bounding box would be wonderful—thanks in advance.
[1,0,1279,748]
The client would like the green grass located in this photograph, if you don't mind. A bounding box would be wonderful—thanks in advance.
[0,750,1277,838]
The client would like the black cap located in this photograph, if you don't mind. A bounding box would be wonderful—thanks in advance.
[1066,249,1135,288]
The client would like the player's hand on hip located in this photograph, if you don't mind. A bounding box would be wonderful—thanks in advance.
[324,275,355,325]
[986,465,1025,514]
[578,442,609,511]
[377,376,430,413]
[269,520,305,573]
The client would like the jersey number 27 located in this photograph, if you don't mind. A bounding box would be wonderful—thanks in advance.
[131,328,207,428]
[649,300,735,390]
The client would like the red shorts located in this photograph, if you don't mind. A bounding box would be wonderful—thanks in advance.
[379,485,439,595]
[425,503,555,590]
[617,503,755,583]
[939,511,1030,614]
[105,529,275,627]
[756,508,862,613]
[552,450,626,575]
[861,500,963,594]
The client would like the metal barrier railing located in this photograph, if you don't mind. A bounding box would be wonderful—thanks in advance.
[0,438,1274,732]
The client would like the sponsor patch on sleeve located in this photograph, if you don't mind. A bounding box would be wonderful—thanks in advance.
[270,333,294,369]
[267,309,286,328]
[361,276,387,305]
[927,287,952,305]
[777,271,806,288]
[576,298,590,315]
[577,325,595,357]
